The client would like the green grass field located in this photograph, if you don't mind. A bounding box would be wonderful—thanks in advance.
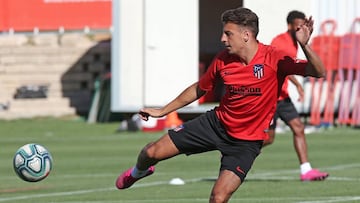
[0,118,359,203]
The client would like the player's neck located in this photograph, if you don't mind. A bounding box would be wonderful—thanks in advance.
[237,41,258,65]
[287,31,298,46]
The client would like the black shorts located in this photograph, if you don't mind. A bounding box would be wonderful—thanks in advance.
[168,110,263,182]
[269,97,299,129]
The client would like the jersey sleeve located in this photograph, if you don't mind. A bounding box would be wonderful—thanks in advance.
[198,52,224,91]
[276,50,307,77]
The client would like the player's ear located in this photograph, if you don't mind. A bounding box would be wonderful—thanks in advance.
[243,30,250,42]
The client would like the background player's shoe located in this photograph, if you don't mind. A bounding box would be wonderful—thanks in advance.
[116,166,155,189]
[300,169,329,181]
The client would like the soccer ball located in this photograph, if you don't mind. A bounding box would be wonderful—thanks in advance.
[13,143,53,182]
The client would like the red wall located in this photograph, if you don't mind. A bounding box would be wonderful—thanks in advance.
[0,0,111,32]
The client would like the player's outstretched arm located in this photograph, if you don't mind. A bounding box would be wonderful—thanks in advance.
[139,82,206,121]
[296,16,326,78]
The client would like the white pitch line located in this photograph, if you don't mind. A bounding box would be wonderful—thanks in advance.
[248,163,360,178]
[1,163,357,181]
[324,163,360,171]
[0,179,195,202]
[0,163,359,202]
[26,196,360,203]
[0,176,359,203]
[0,187,115,202]
[296,196,360,203]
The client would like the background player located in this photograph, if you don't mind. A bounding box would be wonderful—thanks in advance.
[263,10,329,181]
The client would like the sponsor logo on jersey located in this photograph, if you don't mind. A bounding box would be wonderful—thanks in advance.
[253,64,264,79]
[229,85,262,96]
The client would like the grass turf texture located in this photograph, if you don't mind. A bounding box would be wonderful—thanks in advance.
[0,118,359,202]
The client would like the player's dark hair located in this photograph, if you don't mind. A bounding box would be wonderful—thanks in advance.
[221,7,259,38]
[287,10,305,24]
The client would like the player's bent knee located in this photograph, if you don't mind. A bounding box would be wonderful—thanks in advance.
[210,192,231,203]
[210,185,234,203]
[296,121,305,130]
[294,123,305,135]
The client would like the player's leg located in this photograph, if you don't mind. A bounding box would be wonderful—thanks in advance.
[281,98,329,181]
[210,170,241,203]
[277,98,308,163]
[288,117,329,181]
[116,133,180,189]
[287,117,308,164]
[116,110,220,190]
[210,140,263,202]
[136,133,179,170]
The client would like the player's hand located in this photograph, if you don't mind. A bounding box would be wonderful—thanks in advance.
[296,16,314,46]
[138,108,164,121]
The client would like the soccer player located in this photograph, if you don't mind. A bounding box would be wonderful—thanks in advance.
[263,10,329,181]
[116,7,325,202]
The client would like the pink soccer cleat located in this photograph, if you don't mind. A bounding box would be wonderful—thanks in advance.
[115,166,155,189]
[300,169,329,181]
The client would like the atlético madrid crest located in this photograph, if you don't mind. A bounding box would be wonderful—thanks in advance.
[253,64,264,79]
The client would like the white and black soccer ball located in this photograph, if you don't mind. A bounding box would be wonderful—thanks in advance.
[13,143,53,182]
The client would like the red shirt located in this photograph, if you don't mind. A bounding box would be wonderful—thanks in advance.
[199,43,306,141]
[270,32,298,100]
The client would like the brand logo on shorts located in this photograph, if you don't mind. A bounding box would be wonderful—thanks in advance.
[236,166,245,175]
[173,125,184,132]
